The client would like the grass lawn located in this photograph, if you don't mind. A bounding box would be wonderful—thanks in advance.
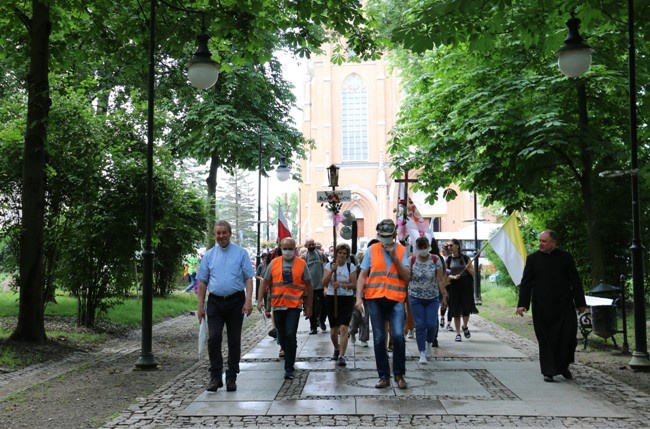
[0,291,198,368]
[479,281,642,349]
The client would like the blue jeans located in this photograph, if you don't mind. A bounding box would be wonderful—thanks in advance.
[408,296,440,352]
[367,298,405,379]
[274,308,301,375]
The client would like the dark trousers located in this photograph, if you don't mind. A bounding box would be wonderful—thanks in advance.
[206,292,245,381]
[274,308,301,374]
[309,289,327,330]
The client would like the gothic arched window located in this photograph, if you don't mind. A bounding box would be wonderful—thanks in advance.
[341,74,368,162]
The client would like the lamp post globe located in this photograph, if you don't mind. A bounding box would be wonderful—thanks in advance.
[186,33,219,89]
[276,157,291,182]
[556,12,593,78]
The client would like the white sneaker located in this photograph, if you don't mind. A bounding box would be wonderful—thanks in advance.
[446,324,454,331]
[360,341,368,347]
[425,342,432,357]
[419,352,428,364]
[408,329,415,339]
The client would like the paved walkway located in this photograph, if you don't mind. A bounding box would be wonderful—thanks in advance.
[103,313,650,428]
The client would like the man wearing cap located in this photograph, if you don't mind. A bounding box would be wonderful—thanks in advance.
[355,219,411,389]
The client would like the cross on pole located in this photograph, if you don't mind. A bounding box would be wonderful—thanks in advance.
[395,170,418,224]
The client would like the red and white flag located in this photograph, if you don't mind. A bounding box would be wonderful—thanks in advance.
[278,205,292,240]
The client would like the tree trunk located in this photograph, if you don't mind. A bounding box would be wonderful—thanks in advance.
[10,0,51,344]
[205,152,220,248]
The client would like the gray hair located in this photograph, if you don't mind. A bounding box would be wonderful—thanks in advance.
[214,220,232,234]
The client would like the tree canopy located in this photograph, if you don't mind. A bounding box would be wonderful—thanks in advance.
[367,0,650,287]
[0,0,382,342]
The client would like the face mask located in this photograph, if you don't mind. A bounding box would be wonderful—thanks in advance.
[379,237,393,245]
[282,250,295,259]
[307,246,315,252]
[417,249,430,257]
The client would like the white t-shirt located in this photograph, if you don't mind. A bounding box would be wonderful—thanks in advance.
[324,262,356,297]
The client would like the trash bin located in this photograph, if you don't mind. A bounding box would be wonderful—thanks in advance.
[590,305,618,339]
[589,282,621,300]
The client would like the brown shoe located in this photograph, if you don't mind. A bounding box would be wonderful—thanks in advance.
[394,375,407,389]
[375,378,390,388]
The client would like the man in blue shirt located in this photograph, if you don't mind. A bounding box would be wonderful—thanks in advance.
[197,220,255,392]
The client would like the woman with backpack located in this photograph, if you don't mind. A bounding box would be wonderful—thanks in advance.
[322,243,357,367]
[408,236,447,364]
[446,238,478,342]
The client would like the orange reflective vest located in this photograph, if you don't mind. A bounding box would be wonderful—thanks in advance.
[365,243,407,302]
[270,257,307,308]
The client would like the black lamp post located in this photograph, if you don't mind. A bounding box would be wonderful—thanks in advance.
[557,7,648,369]
[620,274,630,354]
[256,150,291,292]
[327,164,340,252]
[135,0,219,370]
[472,191,481,305]
[443,158,482,304]
[623,0,649,369]
[327,164,340,316]
[256,135,263,301]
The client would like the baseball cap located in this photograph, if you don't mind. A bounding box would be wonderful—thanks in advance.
[376,219,397,237]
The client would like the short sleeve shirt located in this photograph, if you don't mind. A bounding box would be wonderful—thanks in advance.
[324,262,356,296]
[409,256,443,300]
[197,243,255,296]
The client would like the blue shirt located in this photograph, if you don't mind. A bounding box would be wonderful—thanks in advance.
[197,242,255,296]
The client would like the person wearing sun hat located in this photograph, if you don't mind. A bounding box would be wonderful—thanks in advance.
[355,219,411,390]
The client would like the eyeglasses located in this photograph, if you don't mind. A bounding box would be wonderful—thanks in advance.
[281,248,295,251]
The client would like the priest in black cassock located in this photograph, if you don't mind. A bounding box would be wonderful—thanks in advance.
[516,230,587,382]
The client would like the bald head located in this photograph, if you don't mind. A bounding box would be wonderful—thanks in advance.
[538,230,558,254]
[280,238,296,260]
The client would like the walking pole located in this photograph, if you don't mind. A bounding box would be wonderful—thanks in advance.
[333,263,338,318]
[455,240,491,277]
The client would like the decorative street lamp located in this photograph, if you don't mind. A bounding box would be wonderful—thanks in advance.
[186,33,220,89]
[557,7,648,369]
[442,158,482,304]
[276,157,291,182]
[327,163,340,316]
[471,191,482,305]
[623,0,649,370]
[256,148,293,303]
[136,0,219,370]
[327,163,340,252]
[556,11,594,78]
[327,163,340,189]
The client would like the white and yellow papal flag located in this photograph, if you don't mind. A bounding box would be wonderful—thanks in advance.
[489,211,527,285]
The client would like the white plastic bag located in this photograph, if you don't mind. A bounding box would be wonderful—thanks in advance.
[198,318,207,358]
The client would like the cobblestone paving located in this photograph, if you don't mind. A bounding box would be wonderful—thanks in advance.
[99,315,650,428]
